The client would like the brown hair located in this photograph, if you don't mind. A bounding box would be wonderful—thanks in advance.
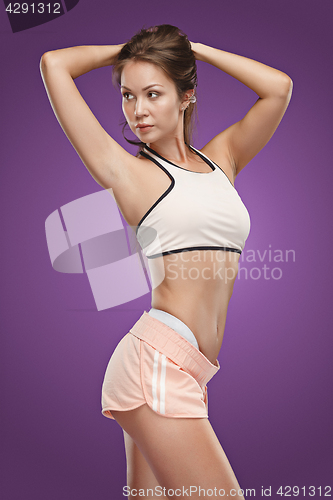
[112,24,198,148]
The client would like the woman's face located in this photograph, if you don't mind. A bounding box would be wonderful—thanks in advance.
[120,61,184,144]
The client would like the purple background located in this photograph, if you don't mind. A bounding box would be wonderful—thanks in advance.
[1,1,332,498]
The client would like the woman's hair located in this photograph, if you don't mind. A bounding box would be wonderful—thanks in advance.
[112,24,198,148]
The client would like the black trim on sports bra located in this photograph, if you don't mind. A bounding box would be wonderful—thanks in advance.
[147,246,242,259]
[145,145,215,173]
[136,151,175,234]
[145,144,236,188]
[188,146,236,189]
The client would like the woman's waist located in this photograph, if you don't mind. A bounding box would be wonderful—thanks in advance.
[148,307,200,350]
[152,256,236,313]
[151,288,229,364]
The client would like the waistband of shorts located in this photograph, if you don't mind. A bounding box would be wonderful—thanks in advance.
[129,312,220,387]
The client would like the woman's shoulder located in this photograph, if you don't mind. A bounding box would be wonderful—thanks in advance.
[198,138,236,186]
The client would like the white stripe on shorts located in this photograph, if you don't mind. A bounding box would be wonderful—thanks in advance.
[152,350,159,411]
[159,354,166,414]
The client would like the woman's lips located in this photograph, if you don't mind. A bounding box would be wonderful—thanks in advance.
[136,124,153,132]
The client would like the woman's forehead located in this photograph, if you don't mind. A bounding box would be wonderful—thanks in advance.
[120,61,174,89]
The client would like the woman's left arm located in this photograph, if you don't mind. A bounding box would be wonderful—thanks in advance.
[191,42,293,176]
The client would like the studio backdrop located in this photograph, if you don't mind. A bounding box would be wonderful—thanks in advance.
[1,1,332,498]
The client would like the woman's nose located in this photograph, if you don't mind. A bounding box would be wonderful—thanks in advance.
[134,98,147,117]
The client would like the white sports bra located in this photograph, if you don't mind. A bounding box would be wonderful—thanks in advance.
[136,145,250,259]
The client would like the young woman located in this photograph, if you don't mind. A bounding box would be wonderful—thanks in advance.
[40,25,292,499]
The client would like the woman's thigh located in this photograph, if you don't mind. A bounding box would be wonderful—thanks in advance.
[123,429,162,496]
[113,404,244,499]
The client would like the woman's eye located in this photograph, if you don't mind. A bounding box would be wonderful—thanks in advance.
[123,92,134,100]
[148,92,159,98]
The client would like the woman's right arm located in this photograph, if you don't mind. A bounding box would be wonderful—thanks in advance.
[40,45,132,189]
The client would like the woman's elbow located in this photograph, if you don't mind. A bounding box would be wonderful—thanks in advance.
[40,51,59,74]
[279,73,293,99]
[40,51,50,73]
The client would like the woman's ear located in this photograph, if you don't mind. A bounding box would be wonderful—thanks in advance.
[180,89,196,111]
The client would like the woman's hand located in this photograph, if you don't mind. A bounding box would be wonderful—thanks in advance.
[110,43,125,65]
[190,41,201,60]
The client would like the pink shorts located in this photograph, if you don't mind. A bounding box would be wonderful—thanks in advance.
[101,312,220,419]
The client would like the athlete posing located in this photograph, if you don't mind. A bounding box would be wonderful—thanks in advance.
[40,25,292,499]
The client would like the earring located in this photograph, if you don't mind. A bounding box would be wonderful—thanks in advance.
[189,94,196,104]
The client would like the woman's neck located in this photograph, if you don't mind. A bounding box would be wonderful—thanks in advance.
[147,137,190,164]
